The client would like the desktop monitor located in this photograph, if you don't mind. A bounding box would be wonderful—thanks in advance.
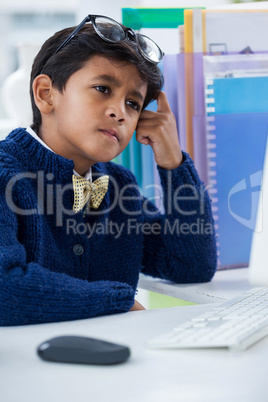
[249,136,268,286]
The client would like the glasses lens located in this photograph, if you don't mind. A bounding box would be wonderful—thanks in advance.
[94,17,125,43]
[137,34,163,63]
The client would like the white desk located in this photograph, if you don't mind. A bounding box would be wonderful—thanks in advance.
[1,304,268,402]
[138,267,251,304]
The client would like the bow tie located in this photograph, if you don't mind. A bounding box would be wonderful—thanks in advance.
[72,175,109,213]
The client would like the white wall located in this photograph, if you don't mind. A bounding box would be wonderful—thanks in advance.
[0,0,80,12]
[0,0,233,15]
[77,0,141,23]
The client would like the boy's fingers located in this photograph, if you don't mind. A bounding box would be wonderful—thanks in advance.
[138,110,156,120]
[156,91,172,113]
[135,131,150,145]
[138,92,171,121]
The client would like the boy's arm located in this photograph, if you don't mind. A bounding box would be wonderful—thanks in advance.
[136,91,217,283]
[141,152,217,283]
[0,194,135,326]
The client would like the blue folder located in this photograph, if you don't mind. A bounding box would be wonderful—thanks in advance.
[129,135,142,188]
[211,76,268,114]
[206,75,268,268]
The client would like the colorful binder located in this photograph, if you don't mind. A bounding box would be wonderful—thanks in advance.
[184,9,206,168]
[183,8,268,186]
[122,7,185,29]
[163,54,179,134]
[176,53,186,152]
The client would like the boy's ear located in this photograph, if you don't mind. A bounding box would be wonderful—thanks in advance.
[32,74,54,114]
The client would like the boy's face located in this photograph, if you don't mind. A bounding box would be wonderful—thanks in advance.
[42,55,148,175]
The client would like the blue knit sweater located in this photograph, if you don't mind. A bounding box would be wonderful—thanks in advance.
[0,128,217,326]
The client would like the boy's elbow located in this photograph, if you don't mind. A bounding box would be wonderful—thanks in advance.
[192,247,218,283]
[198,263,217,283]
[186,262,217,283]
[171,248,217,284]
[192,235,218,283]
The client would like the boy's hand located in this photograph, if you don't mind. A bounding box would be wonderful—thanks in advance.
[136,91,183,170]
[129,299,146,311]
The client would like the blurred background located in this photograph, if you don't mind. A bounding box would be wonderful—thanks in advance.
[0,0,234,122]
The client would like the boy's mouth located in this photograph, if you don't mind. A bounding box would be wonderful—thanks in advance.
[99,128,119,142]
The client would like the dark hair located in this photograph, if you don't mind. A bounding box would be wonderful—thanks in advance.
[30,24,164,132]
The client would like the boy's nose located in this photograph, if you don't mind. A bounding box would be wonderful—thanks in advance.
[105,103,126,122]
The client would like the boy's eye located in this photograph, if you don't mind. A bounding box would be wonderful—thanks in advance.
[126,100,141,112]
[95,85,109,94]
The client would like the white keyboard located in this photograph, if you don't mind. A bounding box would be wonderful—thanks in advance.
[148,288,268,351]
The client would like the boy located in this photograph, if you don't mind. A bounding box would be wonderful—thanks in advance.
[0,15,217,326]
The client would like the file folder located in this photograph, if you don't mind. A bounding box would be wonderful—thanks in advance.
[205,74,268,268]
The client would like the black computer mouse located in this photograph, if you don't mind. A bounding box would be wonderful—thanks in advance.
[37,335,131,365]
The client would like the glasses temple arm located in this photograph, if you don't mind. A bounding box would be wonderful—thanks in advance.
[53,15,91,55]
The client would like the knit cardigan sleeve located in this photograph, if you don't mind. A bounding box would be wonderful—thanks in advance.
[141,151,217,283]
[0,180,134,326]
